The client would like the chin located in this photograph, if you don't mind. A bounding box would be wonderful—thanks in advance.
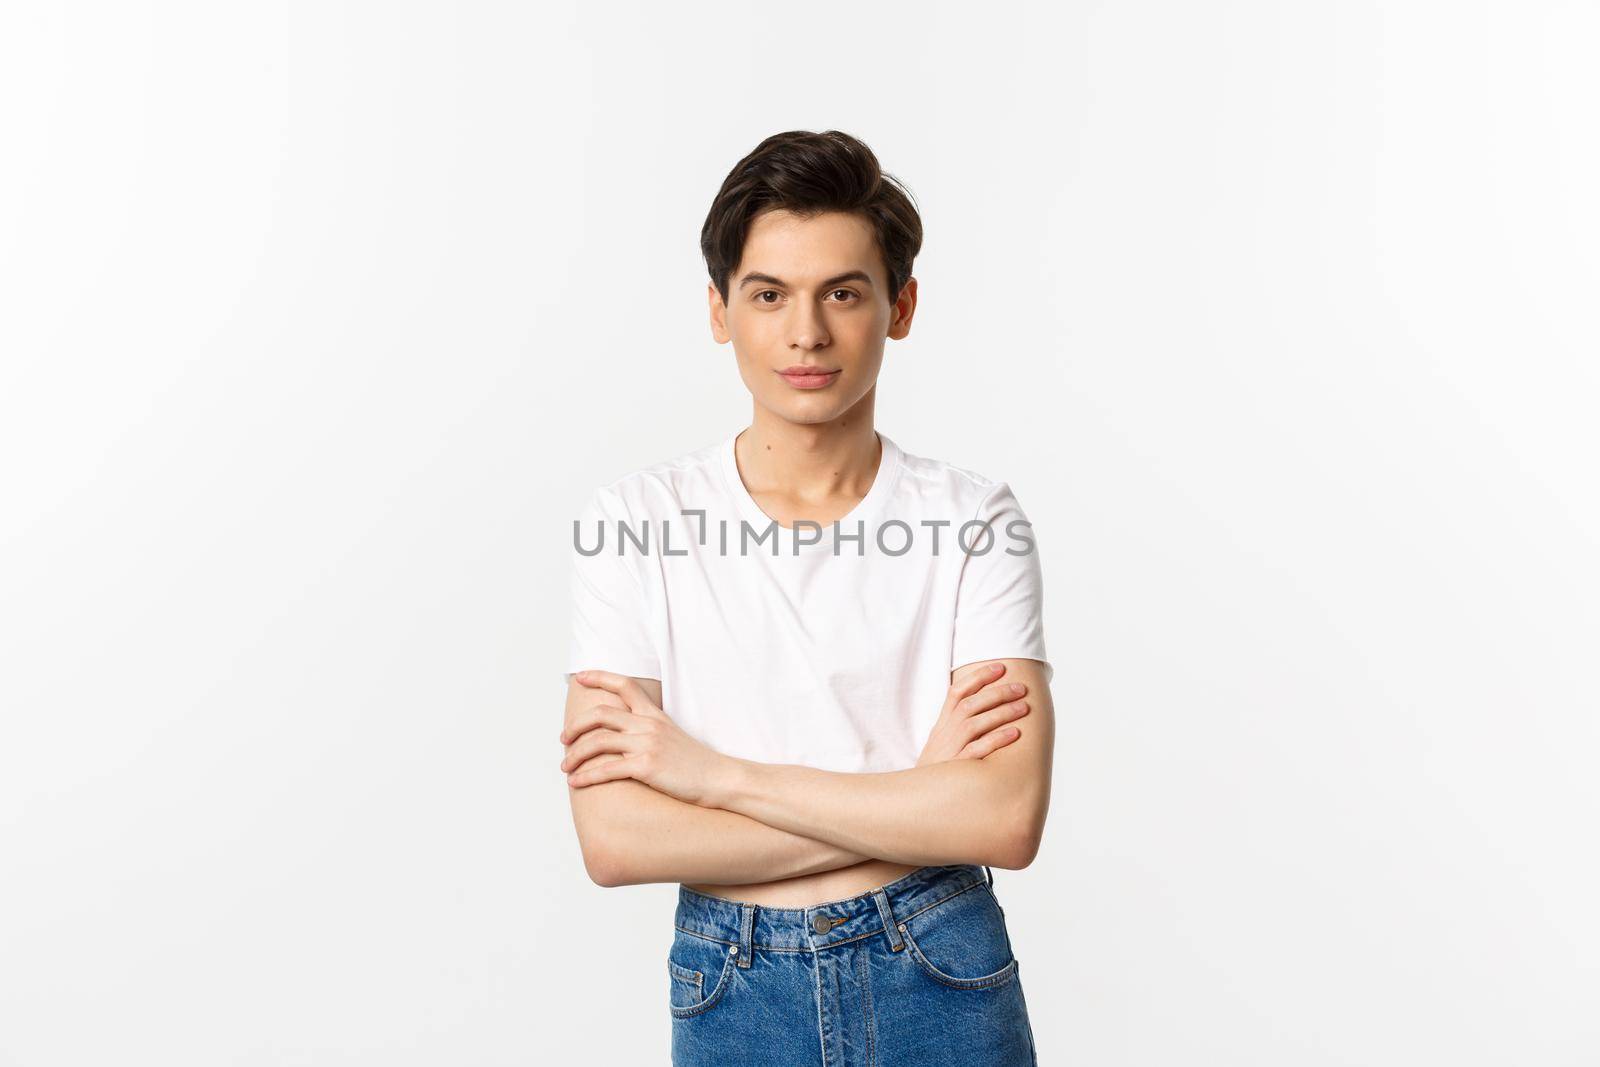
[759,396,849,425]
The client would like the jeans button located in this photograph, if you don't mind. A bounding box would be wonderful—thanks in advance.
[812,914,831,934]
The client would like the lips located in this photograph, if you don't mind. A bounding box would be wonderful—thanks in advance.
[776,367,842,390]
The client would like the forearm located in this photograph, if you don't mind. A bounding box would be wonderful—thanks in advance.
[710,757,1028,869]
[573,772,875,887]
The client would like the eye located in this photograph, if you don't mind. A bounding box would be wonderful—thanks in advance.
[754,290,781,304]
[828,289,859,303]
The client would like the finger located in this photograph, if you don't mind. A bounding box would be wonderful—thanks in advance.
[948,662,1008,704]
[559,703,626,745]
[567,751,621,776]
[573,669,646,709]
[940,663,1008,718]
[567,755,640,789]
[961,725,1021,759]
[953,681,1028,721]
[558,703,631,745]
[963,699,1030,741]
[573,669,622,691]
[559,727,630,773]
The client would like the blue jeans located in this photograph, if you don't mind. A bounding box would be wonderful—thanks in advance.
[667,863,1038,1066]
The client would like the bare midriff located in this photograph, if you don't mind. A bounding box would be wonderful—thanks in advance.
[684,858,925,908]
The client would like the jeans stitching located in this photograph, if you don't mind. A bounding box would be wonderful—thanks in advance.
[667,959,703,986]
[860,941,876,1066]
[898,923,1020,990]
[673,880,987,953]
[668,949,737,1019]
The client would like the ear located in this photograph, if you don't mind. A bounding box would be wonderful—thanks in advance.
[887,276,918,340]
[708,282,731,343]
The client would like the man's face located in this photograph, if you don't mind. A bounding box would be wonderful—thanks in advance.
[709,208,916,427]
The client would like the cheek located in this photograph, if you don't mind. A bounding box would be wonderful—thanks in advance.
[728,345,770,391]
[729,311,780,349]
[849,303,894,337]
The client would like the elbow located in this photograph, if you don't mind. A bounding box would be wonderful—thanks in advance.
[988,789,1047,870]
[584,847,621,888]
[571,786,638,887]
[992,823,1043,870]
[584,842,637,888]
[577,825,634,888]
[582,824,661,887]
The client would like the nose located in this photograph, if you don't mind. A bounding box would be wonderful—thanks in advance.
[788,299,830,350]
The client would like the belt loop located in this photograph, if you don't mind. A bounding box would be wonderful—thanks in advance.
[737,903,755,968]
[985,864,995,889]
[870,887,904,952]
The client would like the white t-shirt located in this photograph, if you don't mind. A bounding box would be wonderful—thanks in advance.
[563,428,1051,774]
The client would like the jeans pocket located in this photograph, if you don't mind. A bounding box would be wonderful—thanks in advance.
[667,929,740,1019]
[897,883,1020,990]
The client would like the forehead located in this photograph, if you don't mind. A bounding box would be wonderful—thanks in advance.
[737,209,882,282]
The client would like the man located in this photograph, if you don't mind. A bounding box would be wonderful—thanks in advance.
[559,129,1052,1065]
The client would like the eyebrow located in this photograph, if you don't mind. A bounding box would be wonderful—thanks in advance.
[737,269,875,291]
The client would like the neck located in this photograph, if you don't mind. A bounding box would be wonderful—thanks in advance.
[736,395,881,504]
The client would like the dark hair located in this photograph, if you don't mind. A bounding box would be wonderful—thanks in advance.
[700,130,923,308]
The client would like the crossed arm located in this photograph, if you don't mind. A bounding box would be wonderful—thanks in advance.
[560,658,1054,887]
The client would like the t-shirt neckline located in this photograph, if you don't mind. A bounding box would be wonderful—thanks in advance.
[718,427,904,555]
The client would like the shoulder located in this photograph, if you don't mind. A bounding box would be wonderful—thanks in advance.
[577,435,727,520]
[888,435,1028,520]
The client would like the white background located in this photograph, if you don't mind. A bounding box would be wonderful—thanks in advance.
[2,2,1597,1064]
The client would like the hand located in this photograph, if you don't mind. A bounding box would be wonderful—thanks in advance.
[560,669,731,806]
[915,662,1031,767]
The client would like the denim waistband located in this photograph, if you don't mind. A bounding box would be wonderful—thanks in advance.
[675,864,994,956]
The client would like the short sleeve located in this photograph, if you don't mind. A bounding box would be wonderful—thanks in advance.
[950,481,1053,684]
[564,486,661,683]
